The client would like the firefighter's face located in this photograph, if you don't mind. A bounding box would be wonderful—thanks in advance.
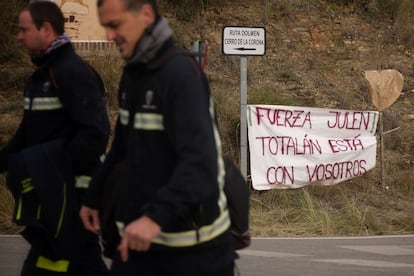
[98,0,155,60]
[17,10,49,58]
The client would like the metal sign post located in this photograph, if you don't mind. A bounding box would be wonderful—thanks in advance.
[222,26,266,178]
[190,40,208,70]
[240,56,248,178]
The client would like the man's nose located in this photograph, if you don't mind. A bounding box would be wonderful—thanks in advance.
[105,29,116,41]
[16,32,23,41]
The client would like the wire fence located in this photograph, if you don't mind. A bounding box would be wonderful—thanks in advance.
[72,40,117,58]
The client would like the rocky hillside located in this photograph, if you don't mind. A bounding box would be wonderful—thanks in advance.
[165,1,413,174]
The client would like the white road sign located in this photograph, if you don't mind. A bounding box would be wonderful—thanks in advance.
[222,26,266,56]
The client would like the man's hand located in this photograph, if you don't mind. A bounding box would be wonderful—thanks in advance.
[79,206,101,235]
[118,216,161,262]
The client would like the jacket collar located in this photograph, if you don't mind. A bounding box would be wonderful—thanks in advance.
[31,42,73,68]
[126,17,173,66]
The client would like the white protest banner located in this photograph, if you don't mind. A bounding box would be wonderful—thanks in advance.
[247,105,379,190]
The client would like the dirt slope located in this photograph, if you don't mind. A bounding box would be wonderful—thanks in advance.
[166,1,413,174]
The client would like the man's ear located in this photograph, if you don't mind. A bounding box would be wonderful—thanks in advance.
[141,3,156,27]
[40,21,58,39]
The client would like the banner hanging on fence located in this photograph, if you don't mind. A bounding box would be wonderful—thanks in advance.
[247,105,379,190]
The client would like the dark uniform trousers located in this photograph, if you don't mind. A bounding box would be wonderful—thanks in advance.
[20,221,109,276]
[5,140,109,276]
[109,243,236,276]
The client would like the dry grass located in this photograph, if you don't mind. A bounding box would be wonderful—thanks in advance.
[0,176,21,234]
[250,174,414,237]
[86,50,123,109]
[394,0,414,48]
[0,0,29,64]
[158,0,222,21]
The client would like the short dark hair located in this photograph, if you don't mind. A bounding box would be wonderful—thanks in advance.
[21,1,65,35]
[97,0,160,19]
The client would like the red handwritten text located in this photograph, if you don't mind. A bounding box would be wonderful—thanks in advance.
[256,135,322,156]
[327,111,373,130]
[306,160,367,182]
[266,166,294,185]
[328,135,364,153]
[255,107,312,128]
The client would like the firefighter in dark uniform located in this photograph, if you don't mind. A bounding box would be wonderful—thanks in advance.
[80,0,236,275]
[0,1,110,275]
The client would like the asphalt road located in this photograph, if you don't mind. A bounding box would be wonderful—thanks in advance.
[1,235,414,275]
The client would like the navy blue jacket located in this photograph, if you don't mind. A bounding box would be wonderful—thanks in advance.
[85,40,231,251]
[0,43,109,176]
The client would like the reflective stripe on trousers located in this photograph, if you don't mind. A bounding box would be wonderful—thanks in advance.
[36,256,70,272]
[116,209,230,247]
